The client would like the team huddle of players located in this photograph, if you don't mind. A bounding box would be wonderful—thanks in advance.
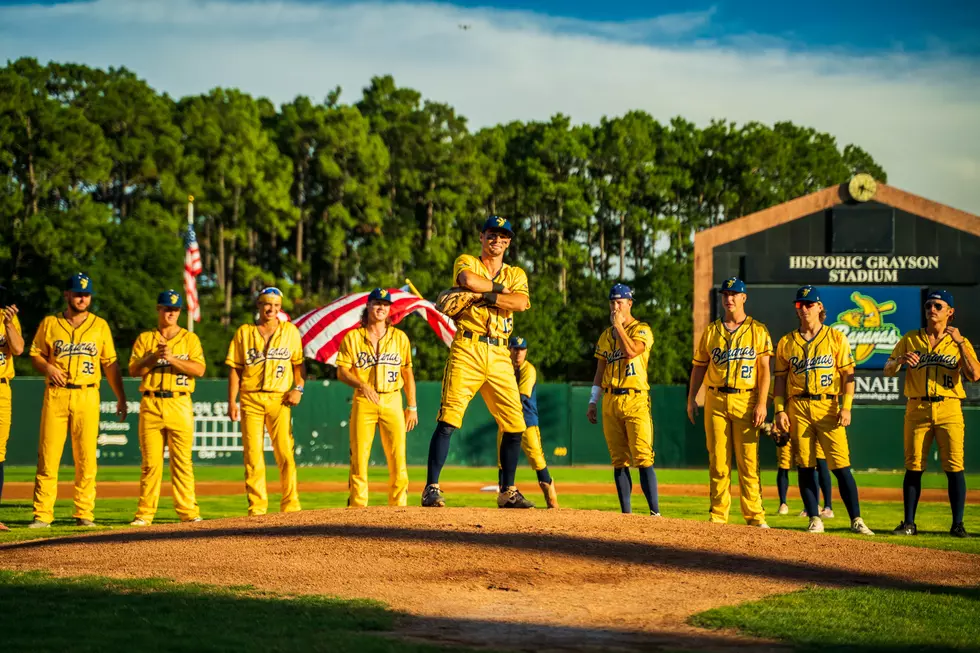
[0,215,976,536]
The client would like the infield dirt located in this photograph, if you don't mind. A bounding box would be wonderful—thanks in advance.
[2,508,977,652]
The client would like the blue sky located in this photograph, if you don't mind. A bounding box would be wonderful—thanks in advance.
[1,0,979,212]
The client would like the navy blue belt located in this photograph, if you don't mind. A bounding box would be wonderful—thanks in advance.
[143,391,189,398]
[606,388,643,396]
[710,386,748,394]
[0,378,7,384]
[913,396,947,403]
[793,394,835,401]
[460,330,505,347]
[56,383,97,390]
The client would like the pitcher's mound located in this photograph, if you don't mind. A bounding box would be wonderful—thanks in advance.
[2,508,977,651]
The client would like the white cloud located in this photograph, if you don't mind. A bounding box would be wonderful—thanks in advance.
[1,0,979,213]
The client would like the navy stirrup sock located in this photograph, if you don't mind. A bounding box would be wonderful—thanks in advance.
[797,467,819,517]
[499,433,521,488]
[535,467,553,485]
[426,422,454,485]
[947,470,966,524]
[638,465,659,514]
[902,470,923,524]
[816,458,833,509]
[832,466,861,520]
[0,460,4,505]
[613,467,633,514]
[776,468,789,504]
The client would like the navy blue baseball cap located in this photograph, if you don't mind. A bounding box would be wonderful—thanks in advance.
[508,336,528,350]
[482,215,514,237]
[795,285,821,303]
[721,277,746,294]
[66,272,93,295]
[157,289,183,308]
[926,289,954,308]
[367,287,393,304]
[609,283,634,301]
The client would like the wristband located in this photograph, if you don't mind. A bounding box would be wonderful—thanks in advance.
[491,282,505,293]
[589,385,602,404]
[407,405,418,412]
[773,397,785,413]
[842,394,853,411]
[482,292,498,306]
[294,386,304,394]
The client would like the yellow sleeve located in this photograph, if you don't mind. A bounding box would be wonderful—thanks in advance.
[335,331,356,369]
[99,320,118,366]
[400,331,412,369]
[289,325,304,365]
[836,331,856,369]
[225,327,245,369]
[633,323,654,351]
[130,332,150,367]
[519,364,536,397]
[756,324,774,356]
[594,330,609,360]
[888,334,909,361]
[188,333,206,368]
[510,267,530,297]
[29,317,50,358]
[693,326,710,365]
[452,254,479,286]
[961,338,977,363]
[774,337,789,375]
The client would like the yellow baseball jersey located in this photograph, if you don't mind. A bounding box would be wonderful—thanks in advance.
[516,360,536,397]
[336,326,412,392]
[0,314,22,379]
[693,317,773,389]
[225,322,304,393]
[29,313,118,384]
[452,254,530,338]
[131,329,206,393]
[775,326,854,396]
[889,330,976,399]
[595,321,654,391]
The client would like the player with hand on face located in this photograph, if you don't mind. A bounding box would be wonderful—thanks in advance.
[0,286,25,532]
[336,288,417,508]
[773,286,873,535]
[28,273,128,528]
[226,287,305,516]
[687,278,772,527]
[128,290,206,526]
[884,290,980,538]
[587,284,660,515]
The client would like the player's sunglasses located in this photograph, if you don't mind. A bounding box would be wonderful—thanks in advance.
[924,301,947,311]
[794,301,817,309]
[259,287,283,297]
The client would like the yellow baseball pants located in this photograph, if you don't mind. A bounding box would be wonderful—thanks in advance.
[33,386,100,523]
[904,398,964,472]
[776,437,825,469]
[240,391,301,516]
[601,391,654,468]
[496,425,547,471]
[788,397,850,469]
[348,392,408,508]
[0,381,10,463]
[134,395,200,523]
[704,389,765,525]
[438,336,526,433]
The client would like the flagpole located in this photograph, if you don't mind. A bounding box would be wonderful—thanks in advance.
[187,195,194,334]
[404,278,423,299]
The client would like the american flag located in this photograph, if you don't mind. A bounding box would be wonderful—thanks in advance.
[184,224,203,322]
[294,288,456,365]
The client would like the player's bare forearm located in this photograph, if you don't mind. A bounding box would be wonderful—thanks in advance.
[591,360,605,388]
[956,343,980,382]
[402,367,417,406]
[171,359,206,378]
[687,365,707,402]
[293,362,306,387]
[456,271,495,293]
[129,351,157,377]
[337,365,361,389]
[773,374,787,407]
[104,361,127,402]
[491,293,529,312]
[755,355,771,404]
[31,354,50,376]
[882,358,902,377]
[612,323,645,359]
[227,367,241,403]
[2,321,24,356]
[841,370,855,398]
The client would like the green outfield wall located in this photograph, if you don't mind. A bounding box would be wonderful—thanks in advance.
[3,378,977,471]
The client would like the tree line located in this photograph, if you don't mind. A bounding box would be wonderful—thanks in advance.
[0,58,887,384]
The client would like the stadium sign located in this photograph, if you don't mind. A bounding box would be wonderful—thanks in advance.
[789,255,938,283]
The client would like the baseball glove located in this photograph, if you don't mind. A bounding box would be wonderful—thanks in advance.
[760,422,790,447]
[434,287,483,319]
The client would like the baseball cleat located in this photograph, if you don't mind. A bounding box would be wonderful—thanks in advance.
[777,503,789,515]
[755,522,771,529]
[75,518,97,527]
[129,518,149,527]
[188,517,204,523]
[421,484,445,508]
[798,510,808,518]
[891,521,917,536]
[807,516,824,533]
[820,508,835,519]
[850,517,874,536]
[539,480,560,509]
[497,487,535,509]
[650,512,662,517]
[0,521,9,532]
[950,522,970,538]
[28,519,51,529]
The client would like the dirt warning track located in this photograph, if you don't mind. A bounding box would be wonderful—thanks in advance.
[1,508,977,652]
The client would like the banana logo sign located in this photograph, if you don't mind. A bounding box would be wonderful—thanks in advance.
[800,287,811,297]
[496,217,505,227]
[830,292,901,365]
[170,293,179,305]
[725,280,734,289]
[80,277,89,290]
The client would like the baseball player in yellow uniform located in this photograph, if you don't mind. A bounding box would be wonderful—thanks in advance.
[0,288,25,532]
[226,287,306,516]
[773,285,873,535]
[423,216,534,509]
[128,290,206,526]
[496,336,559,508]
[687,278,771,527]
[587,284,660,515]
[336,288,418,508]
[884,290,980,538]
[28,273,128,528]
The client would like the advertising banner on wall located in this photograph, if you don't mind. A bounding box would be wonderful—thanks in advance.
[822,286,922,369]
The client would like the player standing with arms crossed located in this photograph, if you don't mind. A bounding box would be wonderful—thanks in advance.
[587,284,660,515]
[884,290,979,538]
[773,285,873,535]
[0,288,24,532]
[226,287,305,516]
[687,278,771,527]
[28,273,128,528]
[422,216,534,509]
[496,336,559,508]
[336,288,418,507]
[128,290,206,526]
